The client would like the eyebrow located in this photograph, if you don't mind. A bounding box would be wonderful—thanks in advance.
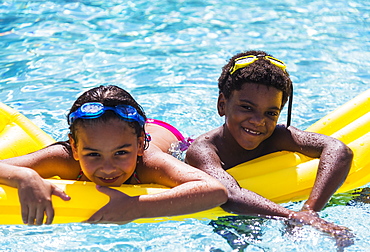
[82,143,133,152]
[240,99,282,111]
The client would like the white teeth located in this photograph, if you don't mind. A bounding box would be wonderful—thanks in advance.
[244,128,261,135]
[101,177,116,180]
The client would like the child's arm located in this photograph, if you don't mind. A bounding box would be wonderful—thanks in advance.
[0,144,76,224]
[185,137,353,244]
[87,145,228,223]
[185,140,294,217]
[280,126,353,212]
[0,162,70,225]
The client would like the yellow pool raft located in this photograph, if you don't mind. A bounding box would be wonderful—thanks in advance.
[1,89,370,225]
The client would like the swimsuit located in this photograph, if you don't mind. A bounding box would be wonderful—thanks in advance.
[146,118,193,151]
[146,119,185,142]
[76,119,192,182]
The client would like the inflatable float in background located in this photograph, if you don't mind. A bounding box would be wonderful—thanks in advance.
[0,89,370,224]
[0,103,55,159]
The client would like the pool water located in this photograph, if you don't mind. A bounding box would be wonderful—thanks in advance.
[0,0,369,251]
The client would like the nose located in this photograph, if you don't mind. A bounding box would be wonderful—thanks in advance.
[249,113,266,126]
[101,159,117,174]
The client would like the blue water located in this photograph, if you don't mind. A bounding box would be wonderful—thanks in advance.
[0,0,369,251]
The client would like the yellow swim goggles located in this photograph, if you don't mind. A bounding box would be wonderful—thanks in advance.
[229,55,287,75]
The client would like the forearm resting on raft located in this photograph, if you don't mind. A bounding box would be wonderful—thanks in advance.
[220,187,292,218]
[88,181,228,223]
[0,163,41,188]
[135,181,228,218]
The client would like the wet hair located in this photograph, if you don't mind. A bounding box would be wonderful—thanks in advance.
[67,85,148,147]
[218,50,292,108]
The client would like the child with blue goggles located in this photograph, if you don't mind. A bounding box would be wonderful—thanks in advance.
[0,85,227,225]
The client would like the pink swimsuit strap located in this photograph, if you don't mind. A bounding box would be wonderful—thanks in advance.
[146,118,185,141]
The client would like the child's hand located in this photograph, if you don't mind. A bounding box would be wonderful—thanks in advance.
[17,170,70,225]
[86,185,138,224]
[287,210,354,248]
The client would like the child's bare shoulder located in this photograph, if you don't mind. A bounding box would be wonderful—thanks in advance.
[40,141,74,159]
[191,127,222,147]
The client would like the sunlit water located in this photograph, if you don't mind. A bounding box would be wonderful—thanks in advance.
[0,0,369,251]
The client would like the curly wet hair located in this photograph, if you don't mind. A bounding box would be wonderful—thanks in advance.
[218,50,293,108]
[67,85,148,145]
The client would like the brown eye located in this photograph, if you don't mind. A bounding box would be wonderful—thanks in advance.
[241,105,252,111]
[115,150,128,155]
[86,153,100,157]
[267,111,279,117]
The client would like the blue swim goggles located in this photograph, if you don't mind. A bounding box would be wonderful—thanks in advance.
[68,102,146,127]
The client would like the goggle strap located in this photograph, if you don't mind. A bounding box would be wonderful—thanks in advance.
[286,85,293,127]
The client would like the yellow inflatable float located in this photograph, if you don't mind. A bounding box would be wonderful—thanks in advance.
[1,89,370,225]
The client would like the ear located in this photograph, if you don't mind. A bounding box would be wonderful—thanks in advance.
[68,133,79,161]
[137,132,145,156]
[217,93,226,117]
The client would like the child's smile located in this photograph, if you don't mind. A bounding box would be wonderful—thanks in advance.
[242,127,262,136]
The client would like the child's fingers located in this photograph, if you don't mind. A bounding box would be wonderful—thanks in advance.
[95,185,119,196]
[21,204,29,225]
[52,185,71,201]
[44,204,55,225]
[85,186,110,222]
[87,186,120,223]
[35,208,45,225]
[87,185,132,224]
[86,210,103,223]
[96,185,117,196]
[27,206,37,225]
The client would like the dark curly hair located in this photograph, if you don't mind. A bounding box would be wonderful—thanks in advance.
[67,85,148,146]
[218,50,292,108]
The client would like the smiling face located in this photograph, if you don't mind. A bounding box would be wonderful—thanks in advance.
[69,118,144,186]
[218,82,283,150]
